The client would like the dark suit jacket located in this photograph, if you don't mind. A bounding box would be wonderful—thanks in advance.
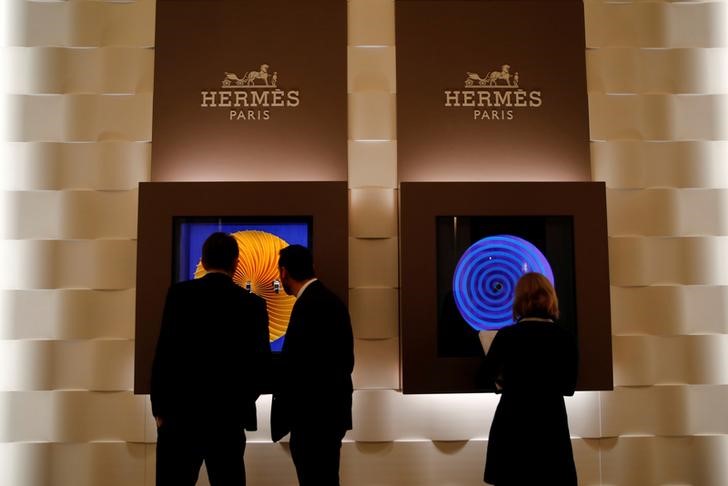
[483,318,578,485]
[150,272,271,430]
[271,280,354,441]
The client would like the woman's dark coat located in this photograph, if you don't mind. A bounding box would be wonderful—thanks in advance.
[483,318,578,485]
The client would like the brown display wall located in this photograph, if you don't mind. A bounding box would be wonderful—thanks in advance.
[152,0,347,182]
[134,181,348,393]
[400,182,613,393]
[396,1,591,182]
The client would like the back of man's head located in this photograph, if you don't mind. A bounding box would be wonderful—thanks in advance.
[278,244,315,281]
[201,232,239,274]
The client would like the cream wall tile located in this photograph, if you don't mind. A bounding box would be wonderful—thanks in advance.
[349,287,398,339]
[341,440,485,486]
[6,47,154,95]
[0,442,147,486]
[613,335,728,386]
[349,92,397,141]
[144,444,155,486]
[351,390,600,443]
[350,188,397,238]
[143,396,156,444]
[1,142,151,190]
[600,385,728,437]
[585,1,728,48]
[0,289,135,339]
[348,141,397,189]
[599,436,728,486]
[0,391,145,442]
[5,94,152,142]
[607,188,728,236]
[349,237,398,288]
[589,94,728,141]
[592,141,728,189]
[348,46,396,94]
[348,0,395,47]
[573,439,602,486]
[564,392,602,439]
[353,338,399,390]
[350,390,401,442]
[587,48,728,95]
[351,390,495,442]
[5,0,155,48]
[242,442,298,486]
[0,340,133,391]
[0,239,137,290]
[608,236,728,286]
[606,188,679,237]
[611,285,728,336]
[0,190,138,239]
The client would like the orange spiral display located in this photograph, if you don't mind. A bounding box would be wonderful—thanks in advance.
[195,230,295,342]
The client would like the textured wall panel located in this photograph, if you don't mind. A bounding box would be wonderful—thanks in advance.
[592,140,728,189]
[349,237,398,288]
[611,285,728,336]
[5,94,152,142]
[600,385,728,437]
[341,440,485,486]
[5,47,154,95]
[585,1,728,48]
[352,390,494,442]
[0,239,136,290]
[348,46,396,94]
[606,188,728,236]
[589,94,728,141]
[349,92,397,141]
[0,391,145,442]
[600,435,728,486]
[0,289,135,340]
[0,442,146,486]
[1,142,150,191]
[352,338,399,390]
[613,335,728,386]
[348,0,395,47]
[349,188,398,238]
[347,141,397,189]
[349,287,398,339]
[609,236,728,286]
[587,48,728,95]
[4,0,155,48]
[0,340,133,391]
[0,190,138,239]
[349,390,599,443]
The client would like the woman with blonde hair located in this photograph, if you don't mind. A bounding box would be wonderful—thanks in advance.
[482,272,578,486]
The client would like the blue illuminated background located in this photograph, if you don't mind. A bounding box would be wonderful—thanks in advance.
[174,216,312,351]
[436,215,576,357]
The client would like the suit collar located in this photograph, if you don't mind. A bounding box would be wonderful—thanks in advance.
[296,278,318,298]
[201,272,233,282]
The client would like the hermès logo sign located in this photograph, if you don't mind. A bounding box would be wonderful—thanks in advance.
[444,64,542,121]
[200,64,300,120]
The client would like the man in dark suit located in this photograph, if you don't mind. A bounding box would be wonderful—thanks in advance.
[271,244,354,486]
[151,232,271,486]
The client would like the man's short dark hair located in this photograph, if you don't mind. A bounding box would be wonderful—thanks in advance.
[278,244,315,281]
[201,232,239,273]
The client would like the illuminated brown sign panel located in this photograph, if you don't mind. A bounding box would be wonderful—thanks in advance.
[152,0,347,181]
[396,1,591,182]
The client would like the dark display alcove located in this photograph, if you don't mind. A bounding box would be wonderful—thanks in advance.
[134,181,348,394]
[400,182,613,394]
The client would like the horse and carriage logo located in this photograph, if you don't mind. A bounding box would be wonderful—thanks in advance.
[222,64,279,88]
[465,64,519,88]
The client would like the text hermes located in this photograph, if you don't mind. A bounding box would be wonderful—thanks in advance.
[444,65,542,121]
[200,65,300,121]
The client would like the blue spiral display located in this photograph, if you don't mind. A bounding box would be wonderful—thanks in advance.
[452,235,554,330]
